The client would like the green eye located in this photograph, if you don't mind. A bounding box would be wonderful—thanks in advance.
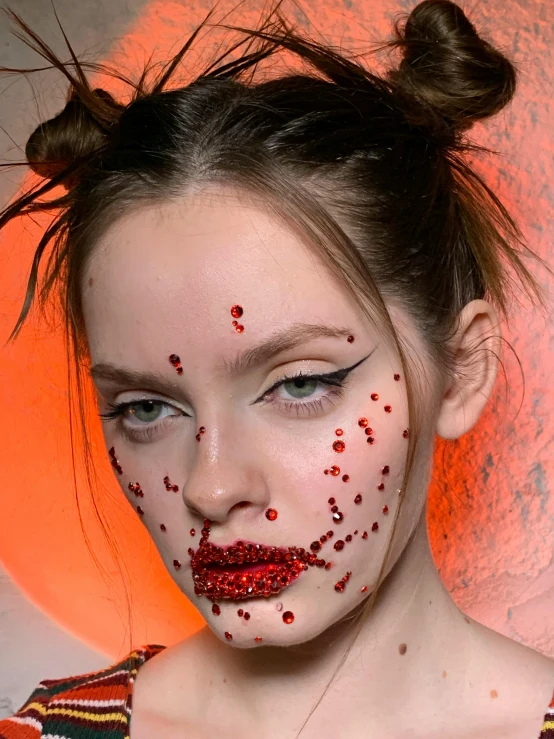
[128,400,163,423]
[283,378,319,399]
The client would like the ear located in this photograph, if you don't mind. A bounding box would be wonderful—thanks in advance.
[435,299,501,440]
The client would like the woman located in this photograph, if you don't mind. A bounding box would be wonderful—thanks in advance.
[0,0,553,737]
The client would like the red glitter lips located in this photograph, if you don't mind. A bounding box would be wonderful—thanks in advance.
[190,540,323,600]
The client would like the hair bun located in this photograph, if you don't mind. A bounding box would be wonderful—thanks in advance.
[25,88,120,186]
[388,0,516,134]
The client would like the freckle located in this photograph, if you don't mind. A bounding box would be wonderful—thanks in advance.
[173,560,182,570]
[464,616,470,624]
[276,602,283,611]
[442,670,447,678]
[371,393,379,401]
[88,277,94,287]
[335,428,343,436]
[333,440,345,453]
[160,524,166,532]
[490,689,498,699]
[399,643,407,655]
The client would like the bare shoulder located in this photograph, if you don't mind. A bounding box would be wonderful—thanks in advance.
[466,618,554,737]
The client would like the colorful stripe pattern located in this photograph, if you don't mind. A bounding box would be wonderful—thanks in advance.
[0,644,165,738]
[0,644,552,737]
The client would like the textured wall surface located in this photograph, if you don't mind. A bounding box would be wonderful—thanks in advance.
[0,0,552,711]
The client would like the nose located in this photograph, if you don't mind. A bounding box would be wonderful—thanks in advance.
[182,422,269,523]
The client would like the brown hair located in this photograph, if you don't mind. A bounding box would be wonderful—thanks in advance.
[1,0,549,732]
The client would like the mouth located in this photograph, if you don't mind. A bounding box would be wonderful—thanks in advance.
[190,540,322,601]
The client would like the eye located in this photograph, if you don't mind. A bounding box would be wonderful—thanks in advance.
[281,377,319,399]
[99,398,186,443]
[122,400,177,425]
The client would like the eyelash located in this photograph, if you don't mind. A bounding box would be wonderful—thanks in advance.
[99,365,358,443]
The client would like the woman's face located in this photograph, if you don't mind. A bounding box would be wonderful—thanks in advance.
[83,187,430,647]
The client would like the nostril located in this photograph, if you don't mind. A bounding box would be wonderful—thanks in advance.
[235,501,250,509]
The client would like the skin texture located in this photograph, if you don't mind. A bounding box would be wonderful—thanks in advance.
[83,186,554,737]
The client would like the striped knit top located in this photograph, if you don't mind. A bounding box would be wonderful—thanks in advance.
[0,643,553,738]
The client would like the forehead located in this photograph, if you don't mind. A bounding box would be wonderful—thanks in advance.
[82,188,366,358]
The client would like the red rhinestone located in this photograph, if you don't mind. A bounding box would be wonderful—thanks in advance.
[372,522,379,532]
[238,609,244,617]
[176,367,183,374]
[335,581,345,593]
[255,636,262,642]
[199,426,206,434]
[225,632,233,640]
[196,434,201,441]
[362,531,368,539]
[137,506,144,515]
[160,524,166,532]
[354,529,358,535]
[383,505,389,514]
[324,469,329,475]
[384,405,392,413]
[327,530,334,537]
[329,466,340,476]
[332,512,344,523]
[324,562,332,570]
[234,324,245,333]
[366,436,374,444]
[342,474,349,482]
[377,483,385,491]
[173,559,182,569]
[358,417,368,427]
[371,393,379,401]
[364,428,373,435]
[172,485,179,492]
[382,465,390,474]
[310,541,321,552]
[244,612,250,620]
[169,354,180,366]
[232,320,238,326]
[163,476,169,483]
[331,505,338,513]
[230,305,243,318]
[265,508,278,521]
[394,373,400,381]
[354,494,362,504]
[190,528,196,536]
[403,428,410,438]
[361,585,368,593]
[334,540,345,551]
[212,604,221,615]
[335,428,344,436]
[347,335,354,343]
[332,440,345,453]
[320,534,327,543]
[345,534,352,542]
[328,497,336,505]
[282,611,294,624]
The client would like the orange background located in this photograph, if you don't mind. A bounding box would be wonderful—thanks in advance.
[0,0,553,662]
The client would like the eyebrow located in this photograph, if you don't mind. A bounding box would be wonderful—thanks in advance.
[89,323,354,391]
